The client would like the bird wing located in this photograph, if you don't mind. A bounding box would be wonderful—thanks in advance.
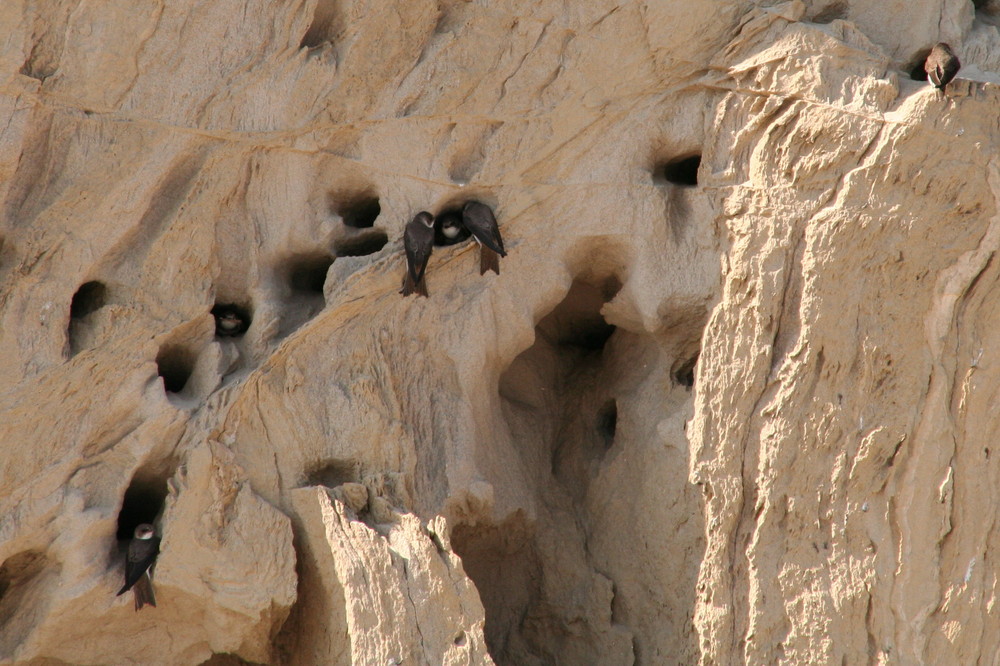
[932,63,945,87]
[404,224,434,282]
[463,206,506,256]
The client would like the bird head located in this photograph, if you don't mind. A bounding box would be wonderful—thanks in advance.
[217,311,242,330]
[134,524,156,540]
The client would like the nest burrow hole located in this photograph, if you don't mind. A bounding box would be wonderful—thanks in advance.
[335,194,381,229]
[434,207,472,246]
[333,230,389,257]
[70,281,107,319]
[115,460,175,541]
[305,458,359,488]
[300,0,342,49]
[658,154,702,187]
[909,49,932,81]
[68,280,108,355]
[672,352,699,388]
[287,252,335,294]
[211,302,252,337]
[156,343,197,394]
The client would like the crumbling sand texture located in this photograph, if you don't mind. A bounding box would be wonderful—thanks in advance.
[2,0,1000,664]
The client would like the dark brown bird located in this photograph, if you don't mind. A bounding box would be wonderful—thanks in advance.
[117,523,160,611]
[401,211,435,297]
[925,43,961,93]
[461,201,507,275]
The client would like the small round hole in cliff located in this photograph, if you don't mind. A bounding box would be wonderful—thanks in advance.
[0,550,47,604]
[908,49,932,81]
[672,353,699,388]
[0,550,55,631]
[333,229,389,257]
[811,1,847,23]
[335,194,381,229]
[451,512,543,663]
[658,154,701,186]
[156,343,196,394]
[115,459,176,541]
[68,281,108,355]
[300,0,342,49]
[287,252,334,295]
[70,281,107,319]
[304,459,359,488]
[212,302,252,338]
[540,278,620,351]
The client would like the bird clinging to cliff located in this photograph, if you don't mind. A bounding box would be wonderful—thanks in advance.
[461,201,507,275]
[117,523,160,611]
[925,43,961,94]
[401,211,435,297]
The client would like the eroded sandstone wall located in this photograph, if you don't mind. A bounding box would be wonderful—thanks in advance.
[1,0,999,664]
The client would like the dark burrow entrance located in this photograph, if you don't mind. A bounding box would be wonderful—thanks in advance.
[286,252,335,295]
[68,280,108,355]
[115,457,176,541]
[334,193,381,229]
[156,342,197,394]
[0,550,52,623]
[272,251,335,337]
[657,154,701,187]
[333,230,389,258]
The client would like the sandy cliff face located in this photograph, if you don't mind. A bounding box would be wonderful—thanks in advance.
[1,0,999,664]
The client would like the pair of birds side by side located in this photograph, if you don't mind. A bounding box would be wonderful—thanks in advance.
[925,42,961,93]
[401,200,506,298]
[116,523,160,611]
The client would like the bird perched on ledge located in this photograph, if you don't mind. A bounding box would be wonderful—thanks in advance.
[401,211,435,297]
[461,201,507,275]
[925,42,961,94]
[117,523,160,611]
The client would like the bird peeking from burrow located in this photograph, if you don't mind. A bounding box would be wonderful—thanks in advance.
[211,304,250,337]
[925,42,961,95]
[117,523,161,611]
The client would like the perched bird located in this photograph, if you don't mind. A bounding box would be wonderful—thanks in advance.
[461,201,507,275]
[117,523,160,611]
[434,209,469,246]
[401,211,435,297]
[925,43,961,94]
[211,304,249,337]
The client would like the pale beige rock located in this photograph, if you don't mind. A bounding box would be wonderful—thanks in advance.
[288,487,490,665]
[1,0,1000,665]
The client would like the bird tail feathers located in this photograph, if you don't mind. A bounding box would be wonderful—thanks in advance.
[401,272,429,297]
[480,247,500,275]
[133,573,156,611]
